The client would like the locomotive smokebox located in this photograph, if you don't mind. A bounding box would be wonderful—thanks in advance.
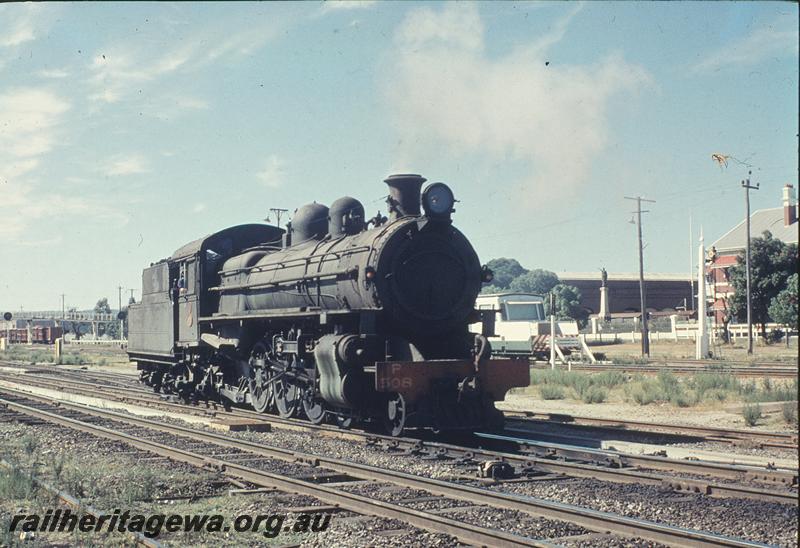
[384,174,426,220]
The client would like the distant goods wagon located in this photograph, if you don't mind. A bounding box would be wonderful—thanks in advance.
[2,326,63,345]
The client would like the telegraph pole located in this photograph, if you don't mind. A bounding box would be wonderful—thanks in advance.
[689,216,695,312]
[741,171,759,355]
[118,285,124,341]
[61,294,65,320]
[625,196,656,357]
[549,292,556,369]
[266,208,289,227]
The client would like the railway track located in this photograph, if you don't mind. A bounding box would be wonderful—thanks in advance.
[530,362,798,379]
[0,387,776,547]
[0,370,796,506]
[504,411,799,451]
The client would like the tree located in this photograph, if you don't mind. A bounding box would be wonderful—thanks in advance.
[728,231,798,338]
[480,284,506,295]
[550,283,590,328]
[509,269,559,295]
[769,273,798,333]
[485,258,527,290]
[94,298,111,314]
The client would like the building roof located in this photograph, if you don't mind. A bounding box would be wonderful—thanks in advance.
[557,272,691,282]
[712,206,799,253]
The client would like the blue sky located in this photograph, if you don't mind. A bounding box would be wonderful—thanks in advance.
[0,1,797,311]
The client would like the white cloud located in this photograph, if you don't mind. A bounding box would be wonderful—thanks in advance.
[38,68,70,79]
[256,155,286,188]
[101,155,150,177]
[174,96,209,110]
[0,89,70,136]
[0,88,98,241]
[0,4,42,48]
[694,17,799,72]
[192,203,207,213]
[386,4,650,201]
[320,0,377,13]
[87,19,285,105]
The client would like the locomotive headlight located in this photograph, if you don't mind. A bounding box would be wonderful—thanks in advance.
[421,183,455,219]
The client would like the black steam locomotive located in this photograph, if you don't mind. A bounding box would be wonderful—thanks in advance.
[128,175,528,435]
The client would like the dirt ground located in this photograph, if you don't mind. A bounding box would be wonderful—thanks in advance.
[498,394,798,433]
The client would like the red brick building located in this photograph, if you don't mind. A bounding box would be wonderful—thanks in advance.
[708,184,798,322]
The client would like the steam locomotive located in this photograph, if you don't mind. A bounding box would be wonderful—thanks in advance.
[128,174,529,435]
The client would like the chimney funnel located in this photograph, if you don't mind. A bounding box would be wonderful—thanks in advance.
[384,174,426,220]
[783,184,796,227]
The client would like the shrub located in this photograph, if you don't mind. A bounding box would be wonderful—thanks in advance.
[581,386,607,404]
[657,370,680,392]
[740,380,757,395]
[692,372,739,397]
[671,392,698,407]
[628,382,657,405]
[0,467,36,500]
[703,388,728,402]
[58,353,87,365]
[742,403,762,426]
[782,402,798,425]
[539,385,566,400]
[591,371,626,388]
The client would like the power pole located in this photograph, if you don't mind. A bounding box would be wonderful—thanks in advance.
[266,208,289,227]
[61,294,65,320]
[741,172,759,355]
[689,216,695,312]
[625,195,656,357]
[118,285,124,341]
[549,292,556,369]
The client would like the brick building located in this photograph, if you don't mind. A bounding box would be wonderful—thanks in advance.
[557,272,693,315]
[708,184,798,322]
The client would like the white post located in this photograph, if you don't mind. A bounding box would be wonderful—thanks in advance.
[549,293,556,369]
[696,229,709,359]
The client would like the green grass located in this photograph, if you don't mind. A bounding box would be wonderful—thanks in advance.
[56,352,88,365]
[610,356,649,365]
[624,370,698,407]
[527,367,796,409]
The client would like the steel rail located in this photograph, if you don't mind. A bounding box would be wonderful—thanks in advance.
[1,374,796,501]
[0,391,770,548]
[0,393,546,548]
[503,411,799,449]
[530,363,798,378]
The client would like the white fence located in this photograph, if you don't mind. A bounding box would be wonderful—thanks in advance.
[65,338,127,346]
[585,317,794,344]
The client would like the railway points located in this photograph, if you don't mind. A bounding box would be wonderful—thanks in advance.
[0,387,786,548]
